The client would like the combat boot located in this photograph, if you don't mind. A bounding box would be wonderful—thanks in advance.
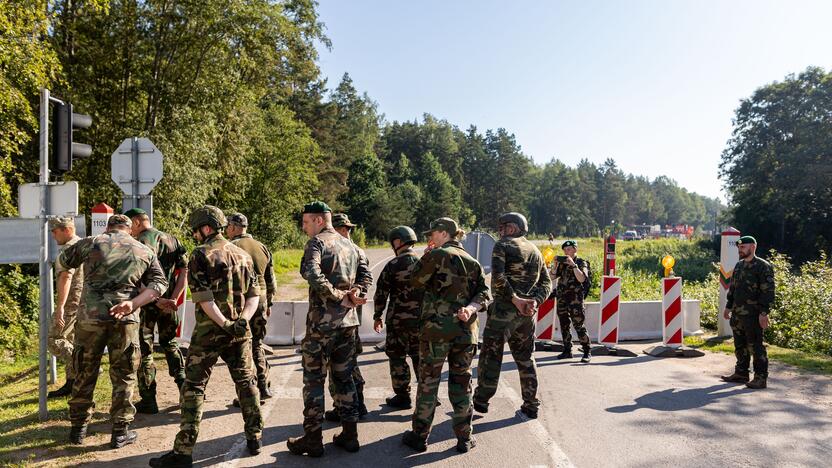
[520,406,538,419]
[473,401,489,414]
[110,425,138,448]
[258,381,273,400]
[324,408,341,422]
[247,438,261,455]
[385,393,412,409]
[746,376,767,389]
[402,430,427,452]
[720,372,750,383]
[556,350,573,360]
[333,421,360,452]
[580,347,592,363]
[456,435,476,453]
[287,429,324,457]
[69,425,87,445]
[135,398,159,414]
[48,379,74,398]
[149,451,193,467]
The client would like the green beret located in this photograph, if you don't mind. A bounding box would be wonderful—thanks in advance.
[422,217,459,236]
[123,208,147,218]
[332,213,356,228]
[302,201,331,214]
[737,236,757,245]
[561,240,577,249]
[107,214,131,227]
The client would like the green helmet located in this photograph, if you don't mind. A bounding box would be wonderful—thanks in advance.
[189,205,227,231]
[389,226,417,245]
[498,212,528,236]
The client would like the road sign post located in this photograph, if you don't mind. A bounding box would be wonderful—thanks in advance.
[111,137,162,222]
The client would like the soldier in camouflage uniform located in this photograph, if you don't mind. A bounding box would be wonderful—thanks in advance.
[474,213,552,419]
[47,216,84,398]
[373,226,423,409]
[402,217,491,454]
[59,214,167,448]
[721,236,775,390]
[123,208,189,415]
[287,202,370,457]
[150,206,263,468]
[226,213,277,404]
[324,213,372,422]
[552,240,592,363]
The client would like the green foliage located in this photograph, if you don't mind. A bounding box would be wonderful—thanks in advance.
[351,227,367,248]
[0,266,39,359]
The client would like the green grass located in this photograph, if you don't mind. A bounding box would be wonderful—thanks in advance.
[684,335,832,375]
[272,249,304,281]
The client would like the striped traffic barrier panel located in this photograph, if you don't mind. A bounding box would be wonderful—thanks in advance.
[598,276,622,348]
[662,277,683,347]
[535,297,565,351]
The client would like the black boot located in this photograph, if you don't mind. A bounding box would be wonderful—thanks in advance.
[333,421,360,452]
[110,425,138,448]
[135,398,159,414]
[456,435,476,453]
[287,428,324,457]
[69,425,86,445]
[324,408,341,422]
[385,393,412,409]
[402,430,427,452]
[520,406,538,419]
[48,379,74,398]
[247,438,261,455]
[581,347,592,363]
[746,375,767,389]
[556,349,573,360]
[720,372,750,383]
[149,451,193,467]
[473,401,488,414]
[258,381,273,400]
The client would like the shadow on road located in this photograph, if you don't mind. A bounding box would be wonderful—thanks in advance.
[606,383,752,413]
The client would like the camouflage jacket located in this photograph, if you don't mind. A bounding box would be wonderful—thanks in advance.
[410,240,492,344]
[231,233,277,304]
[373,248,422,328]
[353,242,373,323]
[54,235,85,316]
[188,233,260,341]
[58,231,167,323]
[300,227,371,332]
[491,236,552,315]
[553,257,589,305]
[136,227,188,299]
[727,256,775,316]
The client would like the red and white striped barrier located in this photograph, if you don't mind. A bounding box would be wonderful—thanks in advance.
[535,297,557,341]
[662,277,684,347]
[599,276,621,346]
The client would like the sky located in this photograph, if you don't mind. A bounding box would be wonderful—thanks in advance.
[314,0,832,201]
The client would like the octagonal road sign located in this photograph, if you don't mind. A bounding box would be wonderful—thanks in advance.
[111,137,163,196]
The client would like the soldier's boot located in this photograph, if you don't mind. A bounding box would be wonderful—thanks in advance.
[135,397,159,414]
[233,396,266,407]
[333,421,360,452]
[69,425,87,445]
[473,401,489,414]
[324,408,341,422]
[520,406,538,419]
[385,393,412,409]
[110,425,138,449]
[556,349,573,360]
[720,372,750,383]
[580,346,592,363]
[48,379,74,398]
[174,376,185,392]
[357,386,368,419]
[287,429,324,457]
[456,435,476,453]
[148,451,193,467]
[246,438,261,455]
[746,376,767,389]
[258,381,273,400]
[402,430,427,453]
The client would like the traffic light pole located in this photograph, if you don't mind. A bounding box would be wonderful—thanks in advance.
[38,88,56,421]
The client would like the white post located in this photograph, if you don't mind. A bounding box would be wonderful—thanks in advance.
[718,228,740,337]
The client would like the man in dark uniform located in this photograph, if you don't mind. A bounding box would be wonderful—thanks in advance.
[552,240,592,363]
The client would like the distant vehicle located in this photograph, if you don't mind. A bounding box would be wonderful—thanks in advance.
[623,230,639,241]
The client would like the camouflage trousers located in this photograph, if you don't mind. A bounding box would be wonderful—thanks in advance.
[174,334,262,455]
[329,333,364,410]
[69,320,140,430]
[302,326,358,433]
[47,307,77,380]
[731,313,768,378]
[412,340,475,441]
[138,305,185,401]
[250,299,270,386]
[385,323,420,394]
[474,311,538,412]
[557,303,590,351]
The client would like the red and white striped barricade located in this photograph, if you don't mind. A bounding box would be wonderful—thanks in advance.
[598,276,622,347]
[662,277,684,348]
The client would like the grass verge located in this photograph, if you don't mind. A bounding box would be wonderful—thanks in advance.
[684,335,832,375]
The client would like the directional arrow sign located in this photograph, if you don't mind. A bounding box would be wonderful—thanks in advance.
[111,137,163,196]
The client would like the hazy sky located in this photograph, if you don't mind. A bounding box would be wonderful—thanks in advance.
[315,0,832,200]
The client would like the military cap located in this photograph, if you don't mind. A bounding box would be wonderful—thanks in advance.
[107,214,131,227]
[227,212,248,227]
[48,216,75,230]
[123,208,147,218]
[561,240,578,249]
[736,236,757,245]
[422,217,459,236]
[332,213,356,229]
[188,205,227,231]
[302,201,332,214]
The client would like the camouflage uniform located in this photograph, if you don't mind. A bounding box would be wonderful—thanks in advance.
[553,257,591,353]
[231,232,277,389]
[135,227,188,402]
[48,234,83,383]
[409,238,491,443]
[58,229,167,433]
[299,226,370,434]
[374,247,422,396]
[173,231,263,455]
[727,256,775,378]
[474,235,552,414]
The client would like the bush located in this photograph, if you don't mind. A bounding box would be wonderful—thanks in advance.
[0,265,40,359]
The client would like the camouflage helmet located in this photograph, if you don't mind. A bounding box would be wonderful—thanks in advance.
[189,205,227,232]
[389,226,417,245]
[498,212,528,236]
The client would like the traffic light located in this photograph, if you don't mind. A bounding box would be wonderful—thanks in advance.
[52,102,92,174]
